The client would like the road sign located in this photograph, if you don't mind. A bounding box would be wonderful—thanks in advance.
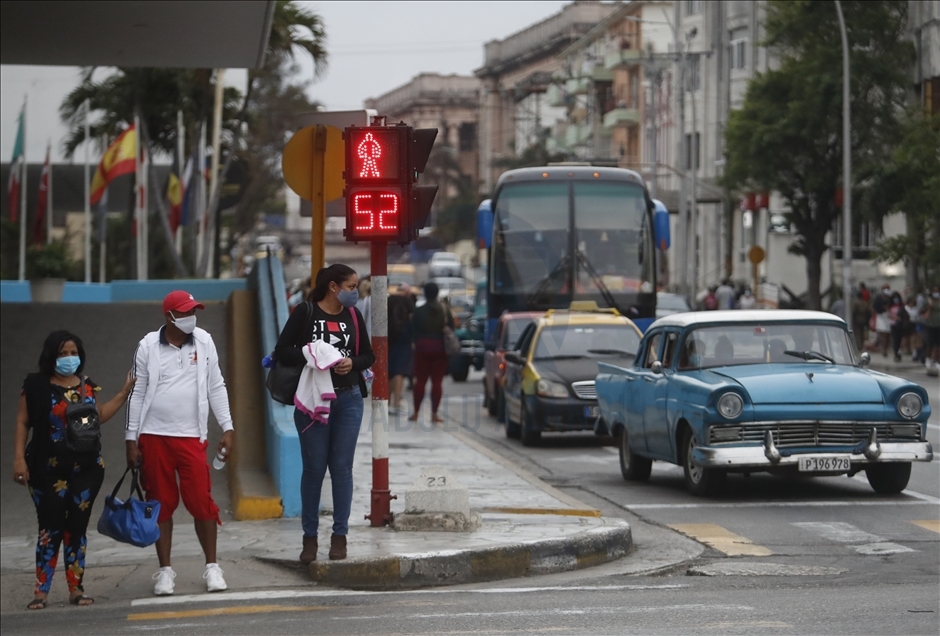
[748,245,766,265]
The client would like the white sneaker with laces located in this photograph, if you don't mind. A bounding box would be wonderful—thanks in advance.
[204,563,227,592]
[152,567,176,596]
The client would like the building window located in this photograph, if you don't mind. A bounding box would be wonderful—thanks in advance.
[686,1,703,15]
[687,54,701,92]
[459,123,476,152]
[832,215,881,258]
[730,28,748,71]
[685,132,701,171]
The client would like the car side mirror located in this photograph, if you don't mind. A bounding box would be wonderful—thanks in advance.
[504,351,524,365]
[858,351,871,367]
[650,360,663,374]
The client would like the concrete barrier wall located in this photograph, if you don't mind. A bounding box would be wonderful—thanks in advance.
[0,279,246,303]
[251,256,302,517]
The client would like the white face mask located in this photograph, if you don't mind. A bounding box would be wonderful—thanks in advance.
[171,312,197,334]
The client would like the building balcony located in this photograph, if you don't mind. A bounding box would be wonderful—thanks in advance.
[591,65,614,82]
[604,48,642,70]
[603,107,640,129]
[565,76,591,95]
[565,123,592,147]
[546,83,567,107]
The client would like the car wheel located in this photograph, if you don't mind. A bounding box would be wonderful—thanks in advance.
[520,400,541,447]
[451,359,470,382]
[618,428,652,482]
[503,392,520,438]
[497,389,509,425]
[681,428,724,496]
[865,462,911,494]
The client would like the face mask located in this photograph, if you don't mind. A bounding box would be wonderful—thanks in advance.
[171,312,197,334]
[689,354,702,368]
[55,355,80,376]
[337,289,359,308]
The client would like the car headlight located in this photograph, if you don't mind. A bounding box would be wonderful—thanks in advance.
[717,393,744,419]
[897,392,923,419]
[536,379,569,398]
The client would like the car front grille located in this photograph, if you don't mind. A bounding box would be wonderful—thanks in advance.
[709,421,923,446]
[571,381,596,400]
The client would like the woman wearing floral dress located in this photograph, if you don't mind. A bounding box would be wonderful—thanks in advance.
[12,330,134,610]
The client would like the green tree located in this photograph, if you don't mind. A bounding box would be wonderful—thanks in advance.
[723,0,914,309]
[861,113,940,287]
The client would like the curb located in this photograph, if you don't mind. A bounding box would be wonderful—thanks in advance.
[261,521,632,590]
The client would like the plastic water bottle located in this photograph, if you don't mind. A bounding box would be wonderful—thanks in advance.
[212,449,227,470]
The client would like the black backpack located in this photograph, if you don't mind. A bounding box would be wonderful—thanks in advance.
[388,295,411,342]
[65,377,101,454]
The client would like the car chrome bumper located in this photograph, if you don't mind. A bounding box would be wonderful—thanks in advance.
[459,341,485,356]
[692,439,934,468]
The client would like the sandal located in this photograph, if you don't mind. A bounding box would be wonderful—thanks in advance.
[431,415,444,424]
[69,594,94,606]
[27,598,47,610]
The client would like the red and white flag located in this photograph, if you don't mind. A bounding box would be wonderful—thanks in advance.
[33,144,50,243]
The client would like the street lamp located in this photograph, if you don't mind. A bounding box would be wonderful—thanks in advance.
[835,0,852,324]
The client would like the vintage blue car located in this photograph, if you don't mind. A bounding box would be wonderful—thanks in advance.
[595,310,933,496]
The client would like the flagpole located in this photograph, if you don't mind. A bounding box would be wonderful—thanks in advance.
[84,100,91,282]
[46,142,53,244]
[176,109,184,255]
[195,119,207,270]
[18,95,27,282]
[99,191,107,283]
[141,128,149,281]
[134,111,142,280]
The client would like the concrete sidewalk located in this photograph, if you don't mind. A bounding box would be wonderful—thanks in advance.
[0,399,639,610]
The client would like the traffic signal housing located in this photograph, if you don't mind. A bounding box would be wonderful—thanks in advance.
[343,124,439,244]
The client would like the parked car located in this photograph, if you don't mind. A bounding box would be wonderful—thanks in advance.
[595,310,934,496]
[483,311,542,419]
[656,291,691,318]
[502,302,643,446]
[428,276,470,299]
[388,263,416,289]
[429,251,462,278]
[448,279,488,382]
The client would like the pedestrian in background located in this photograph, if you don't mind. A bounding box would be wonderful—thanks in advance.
[387,283,415,415]
[275,264,374,564]
[356,276,373,340]
[872,284,892,356]
[126,291,235,596]
[924,286,940,376]
[408,281,454,424]
[13,330,134,609]
[737,288,756,309]
[888,291,908,362]
[715,279,735,310]
[850,290,871,351]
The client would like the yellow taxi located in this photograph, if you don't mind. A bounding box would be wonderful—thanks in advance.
[501,302,643,446]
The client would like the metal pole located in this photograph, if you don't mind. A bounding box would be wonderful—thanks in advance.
[205,69,225,279]
[835,0,853,324]
[176,109,184,255]
[46,142,53,245]
[18,95,27,281]
[690,60,698,298]
[366,241,393,527]
[676,41,688,300]
[84,100,91,282]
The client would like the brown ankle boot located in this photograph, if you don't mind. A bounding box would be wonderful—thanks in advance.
[300,536,317,564]
[328,533,347,560]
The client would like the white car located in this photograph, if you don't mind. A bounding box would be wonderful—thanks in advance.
[656,292,691,318]
[429,252,462,278]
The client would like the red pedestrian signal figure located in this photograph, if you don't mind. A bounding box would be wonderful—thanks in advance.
[357,132,382,178]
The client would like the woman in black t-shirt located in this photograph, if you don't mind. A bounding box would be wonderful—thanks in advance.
[275,264,374,564]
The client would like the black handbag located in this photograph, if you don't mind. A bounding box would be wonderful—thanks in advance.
[65,377,101,453]
[266,302,314,405]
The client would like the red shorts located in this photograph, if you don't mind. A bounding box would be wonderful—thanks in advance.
[137,434,220,524]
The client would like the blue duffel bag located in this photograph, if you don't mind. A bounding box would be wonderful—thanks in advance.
[96,467,161,548]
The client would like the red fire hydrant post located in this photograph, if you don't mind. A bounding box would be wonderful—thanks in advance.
[366,240,393,526]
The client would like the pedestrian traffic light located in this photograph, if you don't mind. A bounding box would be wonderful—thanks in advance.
[343,123,439,244]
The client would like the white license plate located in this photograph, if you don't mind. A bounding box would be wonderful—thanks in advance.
[584,406,600,418]
[798,456,850,472]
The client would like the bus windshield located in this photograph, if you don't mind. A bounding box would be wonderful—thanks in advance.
[492,181,651,298]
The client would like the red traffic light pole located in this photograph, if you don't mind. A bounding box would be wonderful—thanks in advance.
[366,240,394,526]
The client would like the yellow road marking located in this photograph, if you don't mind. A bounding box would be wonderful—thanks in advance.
[669,523,773,556]
[128,604,326,621]
[482,506,601,517]
[911,520,940,534]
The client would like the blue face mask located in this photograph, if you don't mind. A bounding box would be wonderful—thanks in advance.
[56,355,80,376]
[338,289,359,308]
[689,354,702,368]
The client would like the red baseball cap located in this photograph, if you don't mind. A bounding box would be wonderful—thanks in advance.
[163,290,205,314]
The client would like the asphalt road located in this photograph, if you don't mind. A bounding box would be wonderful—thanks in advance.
[2,362,937,635]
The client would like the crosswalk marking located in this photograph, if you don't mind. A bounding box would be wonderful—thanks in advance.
[792,522,916,555]
[668,523,773,556]
[911,520,940,534]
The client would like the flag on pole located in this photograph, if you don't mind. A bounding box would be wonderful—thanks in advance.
[33,144,50,243]
[89,124,136,205]
[7,108,25,222]
[166,171,182,233]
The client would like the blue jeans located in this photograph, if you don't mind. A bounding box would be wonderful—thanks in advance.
[294,386,363,537]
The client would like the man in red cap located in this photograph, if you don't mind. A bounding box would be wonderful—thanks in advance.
[126,290,234,596]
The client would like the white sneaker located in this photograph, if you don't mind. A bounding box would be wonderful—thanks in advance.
[203,563,227,592]
[152,567,176,596]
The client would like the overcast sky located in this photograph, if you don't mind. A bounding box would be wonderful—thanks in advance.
[1,1,569,164]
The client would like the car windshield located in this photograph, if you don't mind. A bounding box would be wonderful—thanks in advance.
[533,324,640,360]
[677,322,856,369]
